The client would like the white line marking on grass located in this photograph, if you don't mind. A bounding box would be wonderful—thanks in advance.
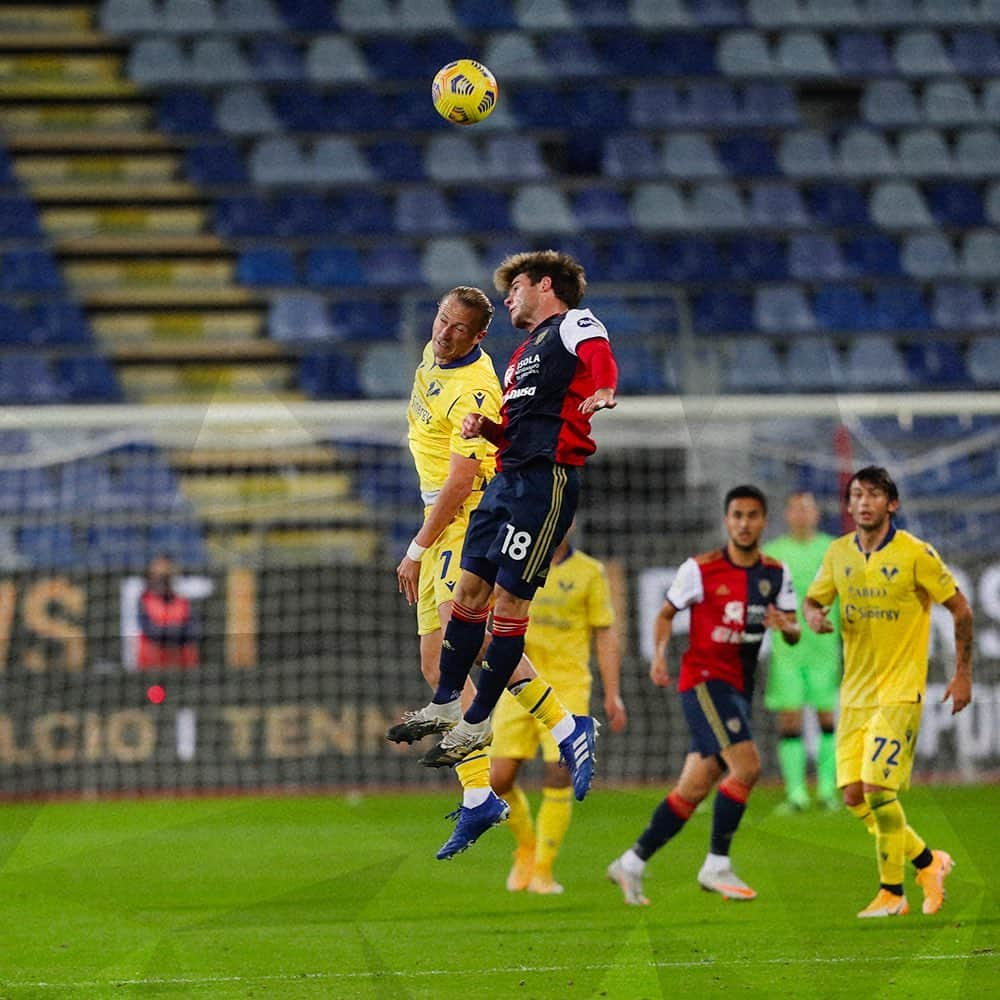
[5,951,995,990]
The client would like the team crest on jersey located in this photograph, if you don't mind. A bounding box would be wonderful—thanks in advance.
[427,380,442,397]
[758,580,772,598]
[559,581,574,592]
[726,718,742,734]
[880,565,899,581]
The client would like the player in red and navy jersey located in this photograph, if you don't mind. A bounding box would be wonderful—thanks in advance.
[388,250,617,854]
[609,485,800,906]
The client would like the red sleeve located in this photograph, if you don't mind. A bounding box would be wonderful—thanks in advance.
[576,336,618,391]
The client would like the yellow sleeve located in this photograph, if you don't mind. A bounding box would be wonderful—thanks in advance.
[806,547,838,607]
[913,540,958,605]
[586,562,616,630]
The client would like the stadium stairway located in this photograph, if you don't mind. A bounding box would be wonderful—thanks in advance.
[0,3,290,405]
[0,4,378,566]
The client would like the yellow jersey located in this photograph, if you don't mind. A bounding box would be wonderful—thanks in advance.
[806,525,957,708]
[407,341,501,503]
[524,548,615,688]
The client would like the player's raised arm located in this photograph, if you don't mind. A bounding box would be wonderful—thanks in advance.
[941,590,974,715]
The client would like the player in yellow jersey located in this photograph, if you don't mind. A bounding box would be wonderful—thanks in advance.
[491,525,627,895]
[803,466,973,919]
[388,286,577,861]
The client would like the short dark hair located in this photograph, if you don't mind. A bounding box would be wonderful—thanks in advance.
[845,465,899,504]
[443,285,494,332]
[493,249,587,308]
[724,484,768,515]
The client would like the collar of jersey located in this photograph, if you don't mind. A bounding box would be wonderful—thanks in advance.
[853,521,896,555]
[435,345,483,370]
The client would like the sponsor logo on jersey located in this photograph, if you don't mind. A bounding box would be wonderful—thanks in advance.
[473,391,485,407]
[723,601,745,626]
[503,385,537,403]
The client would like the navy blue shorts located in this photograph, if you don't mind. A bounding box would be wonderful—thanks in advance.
[461,461,580,600]
[680,680,753,757]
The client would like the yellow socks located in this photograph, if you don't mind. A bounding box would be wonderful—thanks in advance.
[534,786,573,879]
[865,789,907,887]
[454,750,491,792]
[510,677,571,732]
[848,799,927,861]
[504,783,536,852]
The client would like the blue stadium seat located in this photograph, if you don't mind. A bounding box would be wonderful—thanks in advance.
[127,36,188,85]
[572,188,630,230]
[216,86,279,135]
[88,525,149,569]
[601,134,661,179]
[220,0,282,32]
[725,236,788,281]
[190,37,252,85]
[236,247,297,286]
[810,182,878,238]
[778,130,836,178]
[901,231,957,279]
[690,182,748,229]
[692,0,746,26]
[662,237,724,282]
[28,301,92,346]
[814,284,873,331]
[785,338,847,391]
[483,31,551,82]
[836,31,894,75]
[0,197,41,238]
[365,246,423,286]
[0,353,65,403]
[329,301,400,341]
[959,229,1000,279]
[662,133,723,178]
[304,246,366,287]
[843,233,900,275]
[658,33,717,75]
[627,83,687,127]
[1,250,62,292]
[966,336,1000,387]
[742,82,799,125]
[306,35,369,84]
[19,525,79,569]
[56,355,123,402]
[896,127,953,177]
[861,80,921,126]
[395,187,457,234]
[575,0,631,26]
[723,338,786,393]
[565,86,626,130]
[511,185,578,233]
[274,193,337,236]
[421,237,487,289]
[748,183,809,227]
[754,285,816,333]
[893,28,954,76]
[870,180,932,228]
[330,191,393,233]
[550,237,600,278]
[925,182,984,226]
[214,195,276,237]
[299,350,362,399]
[844,336,912,390]
[930,283,992,329]
[363,37,421,79]
[483,135,548,180]
[904,341,969,387]
[614,344,670,394]
[0,303,32,344]
[269,293,335,342]
[59,460,116,512]
[788,234,847,279]
[717,29,775,76]
[277,0,335,29]
[871,285,931,330]
[688,81,743,126]
[273,87,334,131]
[630,0,691,28]
[456,0,517,28]
[718,135,778,177]
[162,0,216,33]
[249,37,305,82]
[509,86,564,127]
[312,136,374,184]
[451,189,511,232]
[923,79,980,125]
[100,0,160,33]
[596,31,660,74]
[370,139,424,181]
[954,128,1000,179]
[543,34,607,77]
[950,29,1000,74]
[184,142,247,185]
[603,237,668,281]
[148,522,207,568]
[692,290,754,334]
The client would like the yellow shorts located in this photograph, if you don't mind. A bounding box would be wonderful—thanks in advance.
[490,679,591,763]
[416,509,471,636]
[836,702,923,791]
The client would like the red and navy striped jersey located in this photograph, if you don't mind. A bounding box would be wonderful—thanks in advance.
[667,548,797,696]
[496,308,611,471]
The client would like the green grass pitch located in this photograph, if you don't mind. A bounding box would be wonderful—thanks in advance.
[0,785,996,998]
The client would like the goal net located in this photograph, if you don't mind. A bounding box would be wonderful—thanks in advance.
[0,394,997,797]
